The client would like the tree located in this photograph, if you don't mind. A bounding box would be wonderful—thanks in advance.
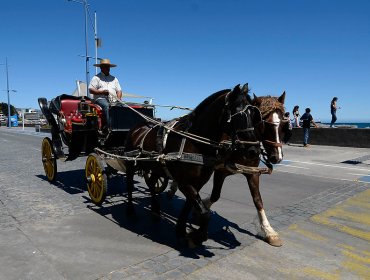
[0,103,18,116]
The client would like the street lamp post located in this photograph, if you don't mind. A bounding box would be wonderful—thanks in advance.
[1,58,17,128]
[68,0,100,97]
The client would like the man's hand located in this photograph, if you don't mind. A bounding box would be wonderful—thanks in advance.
[99,89,109,95]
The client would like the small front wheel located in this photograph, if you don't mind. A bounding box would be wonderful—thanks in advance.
[41,137,57,182]
[85,153,107,205]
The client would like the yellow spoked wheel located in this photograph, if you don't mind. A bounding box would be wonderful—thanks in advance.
[143,170,169,194]
[85,153,107,205]
[41,137,57,182]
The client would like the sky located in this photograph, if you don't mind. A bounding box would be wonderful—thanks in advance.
[1,0,370,122]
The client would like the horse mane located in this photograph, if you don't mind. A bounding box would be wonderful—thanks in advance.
[177,89,230,125]
[258,95,285,118]
[192,89,230,115]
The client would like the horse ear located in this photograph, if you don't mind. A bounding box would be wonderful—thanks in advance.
[233,84,241,92]
[226,85,240,105]
[252,93,261,104]
[278,91,286,104]
[252,93,261,105]
[241,83,249,94]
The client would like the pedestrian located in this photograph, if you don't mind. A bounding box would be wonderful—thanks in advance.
[300,108,318,147]
[292,105,301,127]
[89,58,123,129]
[330,97,340,128]
[282,112,293,144]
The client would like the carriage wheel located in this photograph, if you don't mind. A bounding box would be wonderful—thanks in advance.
[41,137,57,182]
[85,153,107,205]
[143,170,169,194]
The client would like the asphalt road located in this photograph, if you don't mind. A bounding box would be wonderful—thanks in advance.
[0,127,369,280]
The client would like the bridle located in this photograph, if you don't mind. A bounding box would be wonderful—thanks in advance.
[261,119,283,148]
[225,103,261,150]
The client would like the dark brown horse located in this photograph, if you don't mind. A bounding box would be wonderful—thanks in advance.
[124,84,262,246]
[205,89,286,246]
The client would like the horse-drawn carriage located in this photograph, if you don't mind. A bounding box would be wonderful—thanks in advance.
[38,94,168,205]
[39,84,287,247]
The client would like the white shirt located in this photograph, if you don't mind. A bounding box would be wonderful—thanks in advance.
[89,72,122,102]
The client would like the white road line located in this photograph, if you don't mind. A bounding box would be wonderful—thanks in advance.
[276,164,310,170]
[275,169,364,182]
[288,160,370,172]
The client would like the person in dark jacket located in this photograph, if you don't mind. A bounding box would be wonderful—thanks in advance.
[300,108,318,147]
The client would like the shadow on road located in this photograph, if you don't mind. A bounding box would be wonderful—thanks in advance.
[37,171,260,258]
[86,182,259,258]
[36,170,134,196]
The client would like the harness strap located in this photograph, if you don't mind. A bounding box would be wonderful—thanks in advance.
[140,124,159,150]
[157,154,174,180]
[236,127,255,133]
[177,137,187,159]
[162,120,178,150]
[116,99,224,148]
[263,139,283,147]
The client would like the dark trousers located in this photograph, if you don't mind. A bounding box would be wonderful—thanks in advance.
[283,129,292,143]
[303,128,310,145]
[330,112,337,127]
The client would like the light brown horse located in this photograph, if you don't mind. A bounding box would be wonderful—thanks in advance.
[205,89,286,247]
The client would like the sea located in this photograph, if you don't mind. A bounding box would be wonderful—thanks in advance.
[322,122,370,128]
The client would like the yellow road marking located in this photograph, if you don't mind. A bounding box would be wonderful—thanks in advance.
[288,224,327,242]
[311,189,370,241]
[302,267,340,280]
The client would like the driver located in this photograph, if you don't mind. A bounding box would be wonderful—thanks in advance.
[89,58,123,129]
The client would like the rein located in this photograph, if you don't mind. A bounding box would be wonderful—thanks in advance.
[116,99,225,149]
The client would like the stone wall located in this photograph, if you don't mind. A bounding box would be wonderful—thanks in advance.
[289,128,370,148]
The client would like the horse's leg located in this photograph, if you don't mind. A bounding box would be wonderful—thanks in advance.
[184,185,211,247]
[203,170,228,209]
[146,172,160,215]
[176,199,192,244]
[125,162,135,215]
[246,174,282,247]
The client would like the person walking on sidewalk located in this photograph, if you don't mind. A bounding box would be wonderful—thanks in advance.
[330,97,340,128]
[300,108,318,147]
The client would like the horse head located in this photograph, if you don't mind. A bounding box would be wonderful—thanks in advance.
[252,92,286,164]
[221,84,261,147]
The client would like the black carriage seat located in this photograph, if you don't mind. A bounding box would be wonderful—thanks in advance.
[109,103,154,131]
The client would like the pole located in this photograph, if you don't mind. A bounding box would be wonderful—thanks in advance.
[22,110,24,130]
[84,0,90,97]
[5,58,11,128]
[95,11,98,75]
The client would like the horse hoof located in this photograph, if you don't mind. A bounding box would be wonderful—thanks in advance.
[187,238,197,249]
[265,235,282,247]
[176,236,189,248]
